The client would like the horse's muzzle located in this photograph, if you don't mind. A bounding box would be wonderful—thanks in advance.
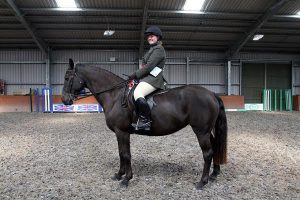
[61,93,74,105]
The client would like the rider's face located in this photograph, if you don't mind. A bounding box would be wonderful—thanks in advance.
[147,34,159,45]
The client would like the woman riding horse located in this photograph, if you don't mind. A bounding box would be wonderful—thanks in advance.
[61,58,228,189]
[128,26,166,131]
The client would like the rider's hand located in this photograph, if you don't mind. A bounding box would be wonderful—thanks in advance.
[128,72,137,80]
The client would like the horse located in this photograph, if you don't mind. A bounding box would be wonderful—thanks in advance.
[61,59,228,189]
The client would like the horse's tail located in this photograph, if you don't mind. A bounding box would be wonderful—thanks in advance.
[211,94,228,165]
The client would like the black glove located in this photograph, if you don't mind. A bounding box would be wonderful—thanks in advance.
[128,72,137,80]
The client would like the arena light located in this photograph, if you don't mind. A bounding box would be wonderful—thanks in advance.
[253,34,264,41]
[183,0,206,11]
[103,30,115,36]
[55,0,81,11]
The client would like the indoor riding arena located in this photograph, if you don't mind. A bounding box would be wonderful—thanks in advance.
[0,0,300,199]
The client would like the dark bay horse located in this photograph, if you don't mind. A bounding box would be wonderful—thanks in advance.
[61,59,228,189]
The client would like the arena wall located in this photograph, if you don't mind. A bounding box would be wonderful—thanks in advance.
[0,95,244,112]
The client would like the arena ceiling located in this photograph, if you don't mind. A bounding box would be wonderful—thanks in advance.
[0,0,300,58]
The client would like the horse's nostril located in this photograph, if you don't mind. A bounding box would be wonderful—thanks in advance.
[61,95,72,105]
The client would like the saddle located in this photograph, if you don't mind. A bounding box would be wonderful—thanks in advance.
[126,80,168,110]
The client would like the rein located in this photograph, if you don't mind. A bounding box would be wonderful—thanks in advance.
[73,79,129,101]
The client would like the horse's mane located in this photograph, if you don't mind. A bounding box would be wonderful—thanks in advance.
[76,63,124,81]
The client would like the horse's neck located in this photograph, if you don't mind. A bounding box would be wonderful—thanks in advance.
[78,66,123,111]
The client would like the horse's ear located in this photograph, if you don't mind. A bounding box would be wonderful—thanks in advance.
[69,58,74,69]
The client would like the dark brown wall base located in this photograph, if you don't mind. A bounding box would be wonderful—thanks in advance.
[0,95,98,112]
[220,96,244,109]
[0,95,247,112]
[293,95,300,111]
[0,96,33,112]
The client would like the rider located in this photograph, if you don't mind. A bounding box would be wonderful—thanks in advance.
[128,25,166,131]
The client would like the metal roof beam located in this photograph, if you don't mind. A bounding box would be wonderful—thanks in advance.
[226,0,290,59]
[5,0,48,56]
[11,8,299,19]
[30,23,249,29]
[139,0,150,59]
[2,7,300,19]
[3,29,300,36]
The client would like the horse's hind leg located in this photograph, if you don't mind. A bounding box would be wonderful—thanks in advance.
[192,127,213,190]
[209,134,221,181]
[113,131,133,187]
[209,164,220,181]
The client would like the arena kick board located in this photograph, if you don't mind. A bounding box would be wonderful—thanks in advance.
[53,104,103,112]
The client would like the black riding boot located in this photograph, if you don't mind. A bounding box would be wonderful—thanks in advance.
[134,97,151,131]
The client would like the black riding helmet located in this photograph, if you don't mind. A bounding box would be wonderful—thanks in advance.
[144,26,162,40]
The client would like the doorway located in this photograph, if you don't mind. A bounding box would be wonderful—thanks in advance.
[241,63,291,103]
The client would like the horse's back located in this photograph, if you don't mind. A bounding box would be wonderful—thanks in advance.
[155,85,219,110]
[150,85,220,135]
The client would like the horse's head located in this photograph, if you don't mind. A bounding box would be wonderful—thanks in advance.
[61,59,85,105]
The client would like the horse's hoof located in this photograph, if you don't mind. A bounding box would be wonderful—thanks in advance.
[209,171,220,181]
[209,176,217,182]
[120,179,129,187]
[195,181,207,190]
[112,173,123,181]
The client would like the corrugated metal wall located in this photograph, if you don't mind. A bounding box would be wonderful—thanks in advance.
[0,50,45,95]
[294,61,300,94]
[0,49,300,95]
[190,62,225,94]
[165,51,226,93]
[230,60,241,95]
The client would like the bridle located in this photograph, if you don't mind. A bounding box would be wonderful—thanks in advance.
[64,68,129,101]
[64,68,83,101]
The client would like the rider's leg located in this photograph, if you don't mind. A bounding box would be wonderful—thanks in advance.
[133,82,156,130]
[135,97,151,130]
[133,81,156,101]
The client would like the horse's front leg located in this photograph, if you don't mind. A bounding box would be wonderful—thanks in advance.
[113,130,132,187]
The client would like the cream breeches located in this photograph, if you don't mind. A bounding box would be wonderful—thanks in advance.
[133,81,156,101]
